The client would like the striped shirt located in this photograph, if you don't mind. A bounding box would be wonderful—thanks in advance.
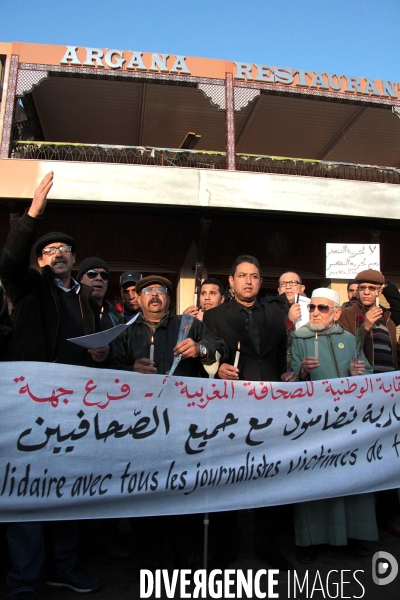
[372,317,395,373]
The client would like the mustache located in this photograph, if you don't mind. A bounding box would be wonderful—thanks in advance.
[148,297,162,306]
[51,257,67,266]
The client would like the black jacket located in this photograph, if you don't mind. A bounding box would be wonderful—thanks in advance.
[110,312,228,377]
[382,282,400,327]
[203,299,287,381]
[0,211,100,364]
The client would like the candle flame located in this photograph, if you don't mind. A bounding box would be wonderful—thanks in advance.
[151,336,154,344]
[238,341,241,350]
[315,332,318,341]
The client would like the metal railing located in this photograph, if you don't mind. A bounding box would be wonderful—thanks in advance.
[10,141,400,185]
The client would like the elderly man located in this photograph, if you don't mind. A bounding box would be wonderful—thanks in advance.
[291,288,376,563]
[77,257,120,330]
[119,270,142,323]
[339,269,400,536]
[338,269,399,373]
[0,173,103,598]
[184,277,225,321]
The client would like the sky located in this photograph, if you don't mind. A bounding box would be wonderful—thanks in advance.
[1,0,399,82]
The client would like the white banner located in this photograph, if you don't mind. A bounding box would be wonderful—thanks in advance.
[1,362,400,521]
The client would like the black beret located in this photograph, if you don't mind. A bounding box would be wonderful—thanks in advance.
[77,257,110,282]
[34,232,76,257]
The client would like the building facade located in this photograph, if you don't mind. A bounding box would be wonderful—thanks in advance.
[1,41,400,309]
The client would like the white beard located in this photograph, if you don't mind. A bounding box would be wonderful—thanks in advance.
[309,314,335,331]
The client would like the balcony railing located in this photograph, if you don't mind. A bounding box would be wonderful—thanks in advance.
[10,140,400,185]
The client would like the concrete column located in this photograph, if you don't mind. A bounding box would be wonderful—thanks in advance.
[176,241,208,314]
[329,280,349,306]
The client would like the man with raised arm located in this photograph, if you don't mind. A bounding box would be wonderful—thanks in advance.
[0,172,105,598]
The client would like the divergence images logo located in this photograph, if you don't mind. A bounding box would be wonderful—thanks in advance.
[372,551,398,585]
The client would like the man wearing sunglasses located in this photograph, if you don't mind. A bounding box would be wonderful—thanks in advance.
[0,173,103,598]
[77,258,120,330]
[291,288,376,564]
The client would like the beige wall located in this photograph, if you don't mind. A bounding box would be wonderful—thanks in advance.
[1,159,400,220]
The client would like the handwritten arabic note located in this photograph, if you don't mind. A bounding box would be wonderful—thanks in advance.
[326,244,380,280]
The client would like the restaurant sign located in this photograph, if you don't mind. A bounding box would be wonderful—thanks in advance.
[60,46,400,100]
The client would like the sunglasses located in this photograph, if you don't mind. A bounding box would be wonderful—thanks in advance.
[85,270,110,281]
[307,303,335,314]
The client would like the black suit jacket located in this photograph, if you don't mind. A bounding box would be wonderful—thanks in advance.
[203,299,287,381]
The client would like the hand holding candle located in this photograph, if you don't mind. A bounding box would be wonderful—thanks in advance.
[234,341,240,368]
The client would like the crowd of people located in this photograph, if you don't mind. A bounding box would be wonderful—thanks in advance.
[1,171,400,598]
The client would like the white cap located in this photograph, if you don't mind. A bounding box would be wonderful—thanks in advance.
[311,288,340,306]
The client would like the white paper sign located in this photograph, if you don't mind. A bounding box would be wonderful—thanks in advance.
[326,243,380,279]
[1,362,400,522]
[67,313,139,348]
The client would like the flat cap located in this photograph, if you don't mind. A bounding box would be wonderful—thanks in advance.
[34,232,76,257]
[355,269,385,285]
[77,257,110,282]
[136,275,173,294]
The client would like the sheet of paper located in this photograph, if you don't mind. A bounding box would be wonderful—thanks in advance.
[67,313,139,349]
[326,243,380,279]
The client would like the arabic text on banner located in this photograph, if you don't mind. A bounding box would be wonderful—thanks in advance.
[1,362,399,521]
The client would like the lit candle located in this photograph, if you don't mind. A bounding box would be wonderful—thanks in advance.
[149,336,154,362]
[376,296,380,307]
[234,341,241,368]
[194,293,198,308]
[314,332,319,360]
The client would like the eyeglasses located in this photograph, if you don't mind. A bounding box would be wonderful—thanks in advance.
[358,285,380,292]
[307,303,336,314]
[141,286,168,295]
[41,245,72,256]
[278,280,301,287]
[85,270,110,282]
